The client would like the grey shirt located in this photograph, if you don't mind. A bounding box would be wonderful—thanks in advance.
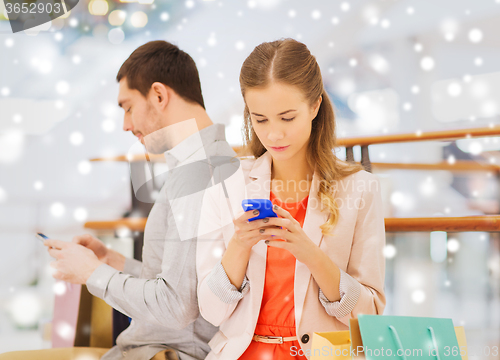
[86,124,235,360]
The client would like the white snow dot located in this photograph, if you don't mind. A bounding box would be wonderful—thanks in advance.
[411,85,420,94]
[383,244,397,259]
[53,282,67,296]
[474,57,483,67]
[414,43,423,52]
[72,55,81,64]
[160,12,170,21]
[311,10,321,20]
[50,202,65,217]
[56,81,70,95]
[198,58,207,67]
[463,74,472,83]
[381,19,390,28]
[207,34,217,47]
[235,41,245,50]
[101,119,116,132]
[38,60,53,74]
[403,102,412,111]
[55,100,65,109]
[69,132,84,146]
[247,0,256,9]
[469,141,483,155]
[212,246,223,258]
[288,9,296,18]
[185,0,194,8]
[1,87,10,96]
[411,290,426,304]
[78,161,92,175]
[444,32,455,42]
[12,114,22,123]
[481,101,497,117]
[349,58,357,67]
[468,28,483,43]
[406,7,414,15]
[447,238,460,253]
[5,38,14,47]
[340,2,350,11]
[55,321,74,340]
[74,207,88,222]
[331,17,339,25]
[34,181,44,190]
[420,57,435,71]
[0,187,7,203]
[54,33,63,41]
[69,18,78,27]
[108,28,125,45]
[447,82,462,97]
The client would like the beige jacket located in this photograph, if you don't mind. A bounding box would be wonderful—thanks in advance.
[196,151,386,359]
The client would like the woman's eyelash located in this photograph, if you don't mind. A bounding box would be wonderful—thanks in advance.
[127,108,131,113]
[255,117,295,123]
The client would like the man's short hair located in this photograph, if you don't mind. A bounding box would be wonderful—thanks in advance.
[117,40,205,109]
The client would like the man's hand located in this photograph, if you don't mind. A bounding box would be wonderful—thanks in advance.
[72,234,126,271]
[72,234,109,261]
[44,239,103,284]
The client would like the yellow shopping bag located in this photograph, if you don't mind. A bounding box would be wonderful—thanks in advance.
[310,330,351,360]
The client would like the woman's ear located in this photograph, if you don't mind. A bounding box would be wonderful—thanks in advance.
[150,82,169,111]
[312,95,322,119]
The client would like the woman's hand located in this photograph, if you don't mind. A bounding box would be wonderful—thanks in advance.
[263,204,319,265]
[229,209,283,252]
[221,209,285,289]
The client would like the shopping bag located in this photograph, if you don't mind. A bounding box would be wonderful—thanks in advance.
[310,317,468,360]
[357,315,462,360]
[454,326,468,360]
[310,330,351,360]
[52,283,92,347]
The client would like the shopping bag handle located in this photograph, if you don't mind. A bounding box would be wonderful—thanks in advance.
[427,326,441,360]
[388,325,441,360]
[388,325,408,360]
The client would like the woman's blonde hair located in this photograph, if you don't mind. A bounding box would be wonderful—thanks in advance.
[239,38,364,235]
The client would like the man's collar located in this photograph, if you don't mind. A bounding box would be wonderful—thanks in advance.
[164,123,226,168]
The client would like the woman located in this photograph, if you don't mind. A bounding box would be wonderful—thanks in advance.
[196,38,386,360]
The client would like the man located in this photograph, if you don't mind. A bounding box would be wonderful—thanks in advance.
[1,41,236,360]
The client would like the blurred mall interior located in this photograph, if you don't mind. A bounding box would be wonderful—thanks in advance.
[1,0,500,356]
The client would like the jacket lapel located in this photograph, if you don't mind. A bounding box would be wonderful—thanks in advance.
[243,153,272,317]
[294,171,328,328]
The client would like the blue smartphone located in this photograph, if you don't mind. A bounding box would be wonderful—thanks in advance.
[242,199,277,221]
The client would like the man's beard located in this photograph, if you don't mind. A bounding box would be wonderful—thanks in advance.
[142,104,171,154]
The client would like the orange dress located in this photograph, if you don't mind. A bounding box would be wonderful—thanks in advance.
[239,191,309,360]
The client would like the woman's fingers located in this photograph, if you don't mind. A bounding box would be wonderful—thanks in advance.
[272,205,300,226]
[258,227,290,240]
